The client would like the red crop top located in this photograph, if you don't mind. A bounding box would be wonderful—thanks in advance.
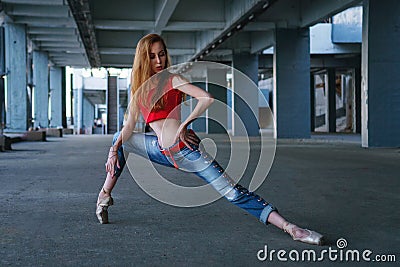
[138,75,183,123]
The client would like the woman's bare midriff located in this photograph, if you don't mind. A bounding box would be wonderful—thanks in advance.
[149,118,181,148]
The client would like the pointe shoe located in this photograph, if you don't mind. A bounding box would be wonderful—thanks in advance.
[283,222,324,245]
[96,194,114,224]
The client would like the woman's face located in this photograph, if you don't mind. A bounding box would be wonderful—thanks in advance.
[149,41,166,75]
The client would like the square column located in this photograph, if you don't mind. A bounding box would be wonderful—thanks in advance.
[206,68,227,134]
[72,70,83,134]
[361,0,400,147]
[232,53,259,136]
[107,75,119,134]
[4,23,27,131]
[83,97,94,134]
[72,87,83,134]
[274,28,311,138]
[354,68,361,134]
[49,67,63,127]
[327,68,336,133]
[310,74,315,131]
[1,26,5,137]
[33,50,49,128]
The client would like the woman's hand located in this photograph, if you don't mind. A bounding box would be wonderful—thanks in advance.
[105,147,120,178]
[176,127,200,150]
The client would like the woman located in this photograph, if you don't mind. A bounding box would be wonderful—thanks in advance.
[96,34,324,245]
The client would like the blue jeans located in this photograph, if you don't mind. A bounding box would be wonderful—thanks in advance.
[112,131,277,225]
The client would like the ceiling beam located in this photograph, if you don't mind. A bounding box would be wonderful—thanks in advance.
[94,20,225,31]
[13,16,76,27]
[300,0,362,27]
[38,39,79,44]
[50,53,86,58]
[168,48,196,55]
[191,0,278,61]
[101,63,132,68]
[67,0,100,67]
[165,21,225,31]
[259,54,361,69]
[52,62,88,67]
[94,20,153,30]
[242,22,275,31]
[44,47,85,52]
[154,0,180,34]
[98,47,195,55]
[30,34,79,42]
[28,27,77,35]
[250,30,274,53]
[39,42,81,48]
[6,5,70,18]
[99,48,135,55]
[1,0,64,5]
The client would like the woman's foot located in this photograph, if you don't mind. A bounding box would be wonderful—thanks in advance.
[283,222,324,245]
[96,188,114,224]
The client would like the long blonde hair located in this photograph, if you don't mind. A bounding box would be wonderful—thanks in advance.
[129,34,171,121]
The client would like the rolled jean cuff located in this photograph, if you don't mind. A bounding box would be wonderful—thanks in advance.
[259,204,278,225]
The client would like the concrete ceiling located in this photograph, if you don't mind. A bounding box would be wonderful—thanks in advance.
[1,0,362,68]
[1,0,88,67]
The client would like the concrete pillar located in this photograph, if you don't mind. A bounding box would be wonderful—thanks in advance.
[0,74,4,151]
[69,73,74,125]
[61,67,67,128]
[362,0,400,147]
[83,96,94,134]
[310,74,315,131]
[0,77,4,130]
[344,73,354,132]
[191,80,207,132]
[274,28,311,138]
[354,68,361,134]
[327,68,336,132]
[107,75,118,134]
[1,26,5,136]
[207,68,227,133]
[27,51,33,128]
[72,71,83,133]
[33,50,49,128]
[73,87,83,134]
[49,67,62,127]
[232,53,259,136]
[0,76,4,139]
[4,23,27,131]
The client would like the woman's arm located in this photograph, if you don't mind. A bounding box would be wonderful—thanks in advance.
[172,75,214,147]
[105,111,136,177]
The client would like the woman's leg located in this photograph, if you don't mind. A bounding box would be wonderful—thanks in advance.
[170,146,277,224]
[97,133,323,244]
[97,172,117,200]
[97,131,127,203]
[97,132,173,206]
[172,145,322,243]
[96,131,131,223]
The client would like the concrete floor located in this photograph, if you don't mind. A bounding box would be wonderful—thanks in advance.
[0,134,398,266]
